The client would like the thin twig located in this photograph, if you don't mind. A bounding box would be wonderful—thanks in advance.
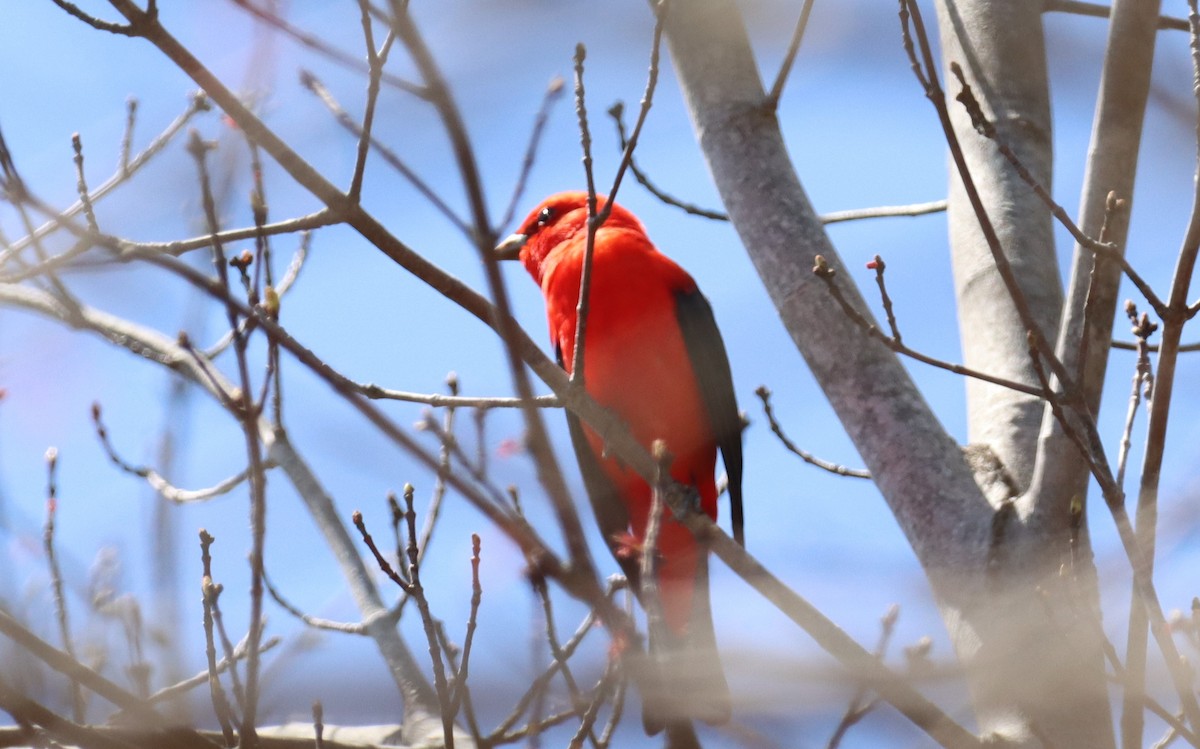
[766,0,816,108]
[490,584,616,740]
[827,604,900,749]
[821,199,948,224]
[119,96,137,173]
[400,485,456,748]
[1111,339,1200,353]
[47,0,137,35]
[348,2,384,204]
[199,531,239,747]
[1124,1,1200,740]
[570,42,599,390]
[500,77,566,231]
[1,92,210,265]
[755,386,870,478]
[312,701,324,749]
[299,70,469,236]
[187,128,270,746]
[1041,0,1189,31]
[261,568,367,635]
[448,534,483,716]
[132,636,280,714]
[71,134,99,233]
[42,447,85,724]
[1115,301,1156,489]
[92,402,266,503]
[813,256,1045,397]
[358,383,559,409]
[567,664,618,749]
[228,0,425,96]
[530,575,596,746]
[868,255,901,342]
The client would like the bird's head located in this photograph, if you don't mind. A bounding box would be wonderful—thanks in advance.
[496,191,644,283]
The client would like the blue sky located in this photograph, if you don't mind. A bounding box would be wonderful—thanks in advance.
[2,2,1200,746]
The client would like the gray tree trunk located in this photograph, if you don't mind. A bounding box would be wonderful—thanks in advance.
[664,1,1117,745]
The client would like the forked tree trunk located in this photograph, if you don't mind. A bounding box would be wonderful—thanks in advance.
[664,2,1116,746]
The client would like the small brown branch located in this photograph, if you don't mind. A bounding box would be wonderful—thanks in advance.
[567,664,618,749]
[448,534,483,717]
[605,0,667,207]
[608,101,728,221]
[352,508,408,589]
[1111,339,1200,352]
[299,69,469,238]
[614,102,951,227]
[570,42,599,390]
[348,3,385,204]
[573,3,667,392]
[765,0,816,109]
[129,636,281,714]
[399,485,455,748]
[1,91,210,266]
[530,575,594,744]
[491,584,616,741]
[684,503,982,749]
[1079,192,1130,389]
[357,383,559,409]
[186,127,270,747]
[416,410,512,510]
[500,76,566,231]
[228,0,425,96]
[42,447,85,724]
[755,386,870,478]
[1115,301,1157,489]
[71,134,99,233]
[199,532,239,747]
[1041,0,1190,31]
[813,256,1045,397]
[868,255,901,342]
[48,0,138,35]
[827,604,900,749]
[311,702,324,749]
[119,96,137,173]
[260,567,369,635]
[92,402,265,503]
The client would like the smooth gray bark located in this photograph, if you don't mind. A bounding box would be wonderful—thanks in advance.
[666,2,1116,746]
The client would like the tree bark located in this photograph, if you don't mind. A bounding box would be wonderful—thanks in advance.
[665,2,1115,745]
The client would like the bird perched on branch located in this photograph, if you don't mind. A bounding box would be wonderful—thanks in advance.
[498,191,743,734]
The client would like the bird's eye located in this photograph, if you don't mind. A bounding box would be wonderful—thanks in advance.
[536,206,556,227]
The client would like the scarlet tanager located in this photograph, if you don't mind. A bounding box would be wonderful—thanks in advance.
[497,192,743,731]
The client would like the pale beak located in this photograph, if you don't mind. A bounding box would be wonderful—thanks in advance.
[495,233,527,261]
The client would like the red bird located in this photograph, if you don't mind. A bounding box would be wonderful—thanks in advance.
[498,192,743,731]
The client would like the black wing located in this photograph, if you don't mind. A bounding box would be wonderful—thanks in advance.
[556,345,641,586]
[675,288,744,546]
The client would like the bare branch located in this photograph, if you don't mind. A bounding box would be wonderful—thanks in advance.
[228,0,425,96]
[499,77,566,231]
[1041,0,1189,31]
[755,386,870,479]
[765,0,816,109]
[813,255,1045,397]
